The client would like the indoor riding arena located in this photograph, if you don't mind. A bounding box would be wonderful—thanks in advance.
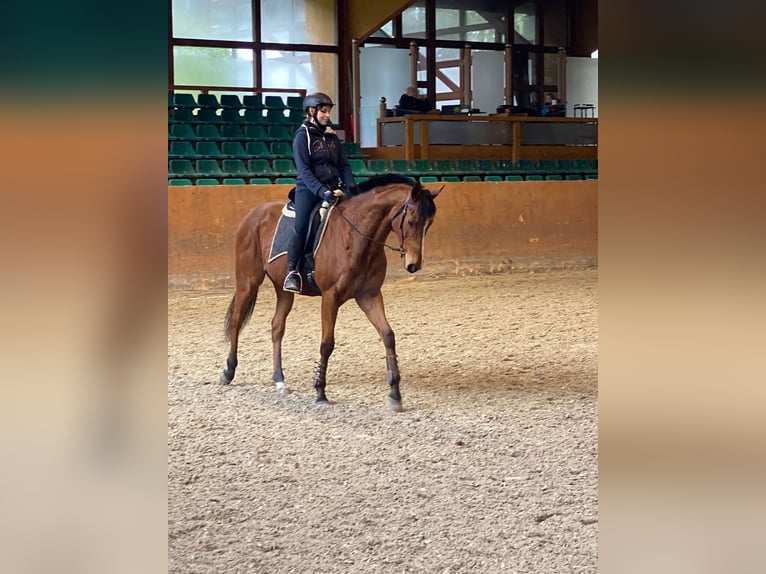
[168,180,598,572]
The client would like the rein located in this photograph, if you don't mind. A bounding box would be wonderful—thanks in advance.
[331,196,411,257]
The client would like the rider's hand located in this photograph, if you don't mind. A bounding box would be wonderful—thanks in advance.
[322,188,344,202]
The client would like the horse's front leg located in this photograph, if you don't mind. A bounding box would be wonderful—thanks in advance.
[271,288,294,394]
[356,292,403,412]
[314,295,339,404]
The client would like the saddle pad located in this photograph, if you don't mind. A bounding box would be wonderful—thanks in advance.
[267,203,334,263]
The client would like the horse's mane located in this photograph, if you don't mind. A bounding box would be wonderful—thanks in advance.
[349,173,417,195]
[346,173,436,219]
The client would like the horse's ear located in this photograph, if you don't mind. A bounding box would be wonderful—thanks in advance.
[429,185,444,199]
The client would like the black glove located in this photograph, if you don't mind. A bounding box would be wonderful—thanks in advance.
[322,188,344,203]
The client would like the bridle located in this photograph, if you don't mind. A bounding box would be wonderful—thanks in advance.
[331,196,412,257]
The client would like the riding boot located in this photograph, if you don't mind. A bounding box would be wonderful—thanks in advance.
[283,229,304,293]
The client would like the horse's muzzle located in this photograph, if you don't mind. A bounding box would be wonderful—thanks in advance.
[406,263,418,273]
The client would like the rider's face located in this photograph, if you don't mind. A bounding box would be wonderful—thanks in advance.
[315,105,332,125]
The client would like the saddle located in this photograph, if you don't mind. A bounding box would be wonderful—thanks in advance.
[268,190,334,295]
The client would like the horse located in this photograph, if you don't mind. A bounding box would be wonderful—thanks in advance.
[220,174,442,411]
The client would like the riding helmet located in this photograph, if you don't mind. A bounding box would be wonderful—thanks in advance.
[304,92,334,110]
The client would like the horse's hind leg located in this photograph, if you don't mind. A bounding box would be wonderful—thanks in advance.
[356,292,403,412]
[270,287,294,394]
[221,272,264,385]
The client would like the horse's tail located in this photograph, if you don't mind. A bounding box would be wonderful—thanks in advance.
[223,293,257,342]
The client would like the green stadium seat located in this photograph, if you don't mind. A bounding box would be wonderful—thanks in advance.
[222,178,246,185]
[484,175,503,182]
[197,94,220,110]
[168,159,198,178]
[168,178,193,186]
[195,141,229,159]
[475,159,500,174]
[517,159,543,175]
[242,95,265,111]
[248,177,272,185]
[173,93,198,110]
[585,174,598,180]
[196,124,225,141]
[463,175,482,182]
[168,141,197,159]
[245,141,275,159]
[526,174,543,181]
[171,123,200,140]
[431,159,454,176]
[264,95,286,111]
[286,96,304,111]
[275,177,297,185]
[288,109,305,125]
[221,109,247,125]
[221,141,249,159]
[545,174,563,180]
[390,159,418,176]
[265,109,292,126]
[366,159,388,174]
[195,159,228,178]
[220,125,246,140]
[272,159,298,177]
[441,176,460,182]
[411,159,433,176]
[222,159,251,178]
[270,142,293,158]
[573,159,597,176]
[565,174,583,180]
[195,178,220,185]
[348,159,377,177]
[220,95,244,110]
[243,109,267,124]
[268,126,293,142]
[247,159,276,177]
[455,159,479,175]
[504,175,524,181]
[169,108,196,124]
[196,109,222,124]
[419,176,439,183]
[537,159,564,175]
[494,159,517,176]
[342,142,369,159]
[244,125,274,142]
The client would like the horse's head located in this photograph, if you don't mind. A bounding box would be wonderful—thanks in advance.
[395,183,442,273]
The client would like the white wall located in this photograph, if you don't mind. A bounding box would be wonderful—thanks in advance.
[566,57,598,117]
[359,46,411,148]
[471,51,506,112]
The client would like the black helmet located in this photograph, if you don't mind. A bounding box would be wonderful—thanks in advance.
[304,92,334,110]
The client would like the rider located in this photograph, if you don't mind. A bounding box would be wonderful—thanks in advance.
[283,91,357,293]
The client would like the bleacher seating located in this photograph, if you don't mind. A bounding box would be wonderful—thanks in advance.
[169,92,597,185]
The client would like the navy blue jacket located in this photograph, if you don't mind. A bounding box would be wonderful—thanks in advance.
[292,122,355,198]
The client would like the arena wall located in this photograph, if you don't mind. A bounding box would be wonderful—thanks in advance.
[168,181,597,287]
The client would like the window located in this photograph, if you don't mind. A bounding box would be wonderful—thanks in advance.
[173,46,254,87]
[172,0,253,42]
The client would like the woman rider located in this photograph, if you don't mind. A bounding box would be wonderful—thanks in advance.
[283,92,356,293]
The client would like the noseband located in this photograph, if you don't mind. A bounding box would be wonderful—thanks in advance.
[333,196,412,257]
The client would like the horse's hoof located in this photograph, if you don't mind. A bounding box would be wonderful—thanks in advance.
[220,371,233,385]
[388,397,403,412]
[315,398,330,407]
[275,382,291,395]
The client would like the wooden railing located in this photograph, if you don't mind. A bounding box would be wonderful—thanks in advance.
[376,114,598,163]
[170,85,307,97]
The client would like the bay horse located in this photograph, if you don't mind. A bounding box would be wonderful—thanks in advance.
[220,174,441,411]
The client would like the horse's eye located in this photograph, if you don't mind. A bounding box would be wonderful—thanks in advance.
[408,219,414,226]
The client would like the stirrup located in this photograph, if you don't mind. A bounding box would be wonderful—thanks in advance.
[283,271,302,293]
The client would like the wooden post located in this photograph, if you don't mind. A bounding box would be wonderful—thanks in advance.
[512,120,522,164]
[404,117,414,163]
[505,44,512,106]
[462,45,472,107]
[557,47,566,110]
[420,118,430,160]
[409,41,418,88]
[352,38,361,142]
